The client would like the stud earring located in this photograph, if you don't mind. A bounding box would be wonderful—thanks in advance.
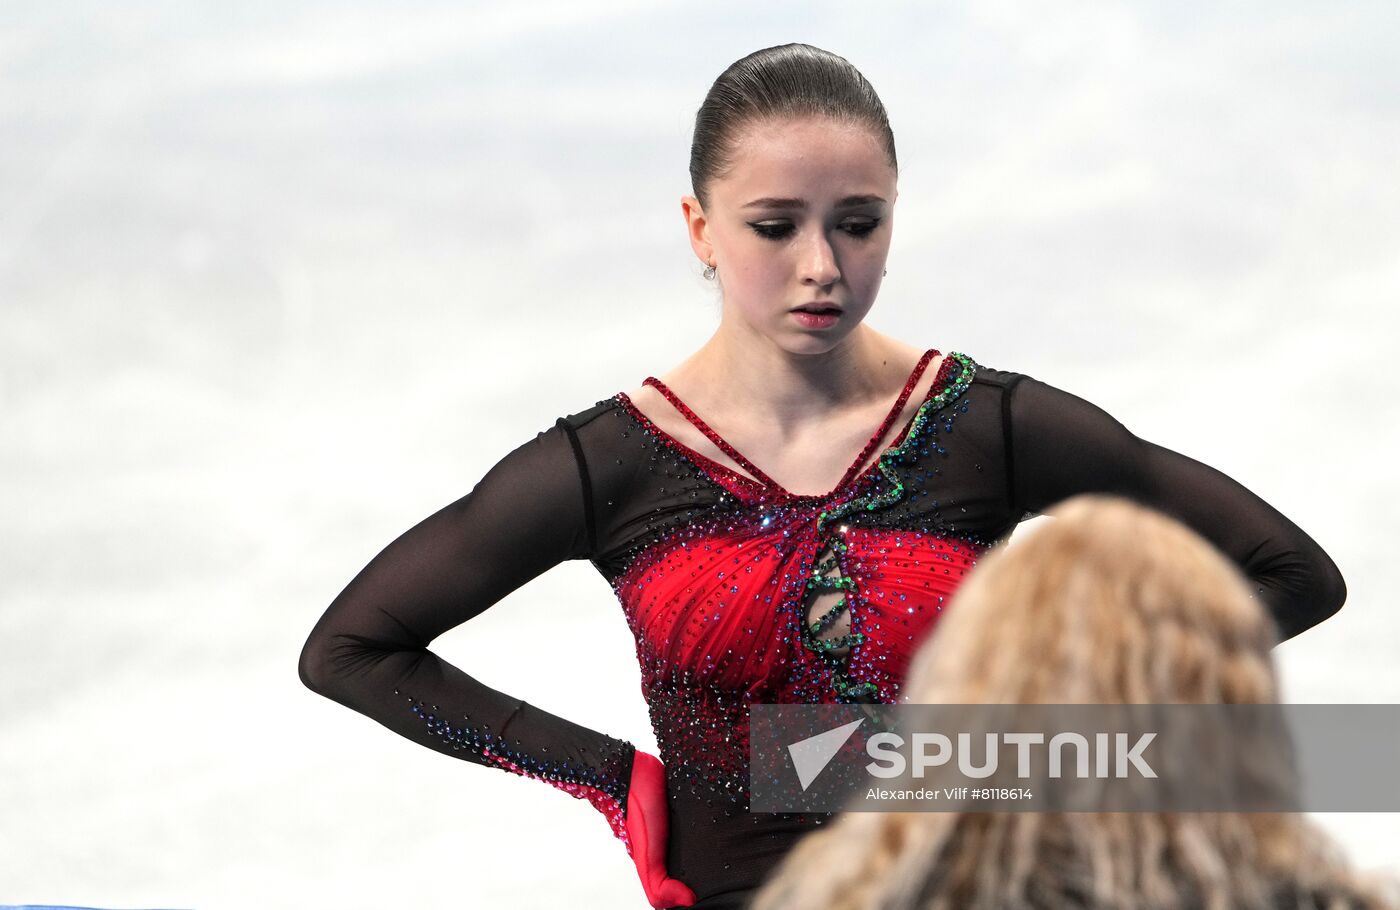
[703,263,716,280]
[883,268,888,276]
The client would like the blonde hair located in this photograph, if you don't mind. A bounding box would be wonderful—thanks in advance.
[752,494,1396,910]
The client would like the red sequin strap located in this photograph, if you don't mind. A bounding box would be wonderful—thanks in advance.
[641,348,940,498]
[641,377,780,489]
[834,347,939,493]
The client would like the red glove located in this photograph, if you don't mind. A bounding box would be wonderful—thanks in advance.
[626,750,696,908]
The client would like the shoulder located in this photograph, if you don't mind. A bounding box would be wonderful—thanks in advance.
[504,397,628,472]
[958,358,1118,439]
[932,353,1035,410]
[936,354,1053,453]
[547,396,641,480]
[557,394,624,431]
[967,358,1032,392]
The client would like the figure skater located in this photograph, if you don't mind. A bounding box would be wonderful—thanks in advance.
[299,44,1347,909]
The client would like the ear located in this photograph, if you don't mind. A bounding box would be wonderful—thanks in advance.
[680,194,713,268]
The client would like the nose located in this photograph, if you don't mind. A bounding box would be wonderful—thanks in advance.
[801,230,841,287]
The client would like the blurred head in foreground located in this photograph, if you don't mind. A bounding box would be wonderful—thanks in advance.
[752,494,1396,910]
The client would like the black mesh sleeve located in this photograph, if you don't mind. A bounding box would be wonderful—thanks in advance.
[1004,374,1347,641]
[297,418,636,839]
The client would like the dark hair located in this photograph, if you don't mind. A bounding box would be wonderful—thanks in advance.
[689,43,898,210]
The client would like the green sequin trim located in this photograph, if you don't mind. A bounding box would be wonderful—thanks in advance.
[807,630,865,652]
[808,595,849,635]
[800,538,875,702]
[806,573,856,592]
[816,351,977,535]
[799,351,978,705]
[833,677,879,700]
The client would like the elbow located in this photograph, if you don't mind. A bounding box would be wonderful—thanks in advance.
[298,634,333,695]
[298,628,406,700]
[1277,553,1348,641]
[1317,556,1348,625]
[1306,547,1348,632]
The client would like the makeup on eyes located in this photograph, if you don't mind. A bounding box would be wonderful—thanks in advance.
[748,218,882,240]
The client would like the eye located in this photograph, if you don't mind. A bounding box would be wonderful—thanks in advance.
[843,218,881,238]
[749,222,795,240]
[747,218,883,241]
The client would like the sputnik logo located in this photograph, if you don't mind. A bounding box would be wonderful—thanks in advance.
[788,718,864,791]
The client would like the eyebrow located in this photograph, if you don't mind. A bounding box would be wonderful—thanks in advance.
[741,194,887,210]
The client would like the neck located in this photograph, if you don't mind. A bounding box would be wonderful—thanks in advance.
[679,321,912,431]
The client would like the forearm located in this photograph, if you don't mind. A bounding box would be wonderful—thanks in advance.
[1006,374,1348,641]
[299,634,636,840]
[1132,439,1347,641]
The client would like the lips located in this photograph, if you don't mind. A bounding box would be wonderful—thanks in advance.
[792,302,843,315]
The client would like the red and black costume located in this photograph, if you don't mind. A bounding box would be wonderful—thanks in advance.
[299,349,1345,909]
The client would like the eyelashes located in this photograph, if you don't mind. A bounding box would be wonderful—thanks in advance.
[748,219,883,241]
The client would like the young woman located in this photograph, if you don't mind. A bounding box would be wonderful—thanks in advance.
[750,494,1394,910]
[297,44,1347,909]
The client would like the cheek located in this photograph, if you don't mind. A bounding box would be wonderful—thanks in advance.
[839,243,883,279]
[716,226,772,268]
[726,245,790,294]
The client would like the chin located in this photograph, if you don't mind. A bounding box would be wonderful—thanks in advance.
[773,327,856,356]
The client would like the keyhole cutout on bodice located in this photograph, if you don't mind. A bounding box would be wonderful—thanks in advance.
[803,539,854,657]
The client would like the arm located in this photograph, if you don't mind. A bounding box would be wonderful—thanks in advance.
[297,418,694,907]
[1004,374,1346,641]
